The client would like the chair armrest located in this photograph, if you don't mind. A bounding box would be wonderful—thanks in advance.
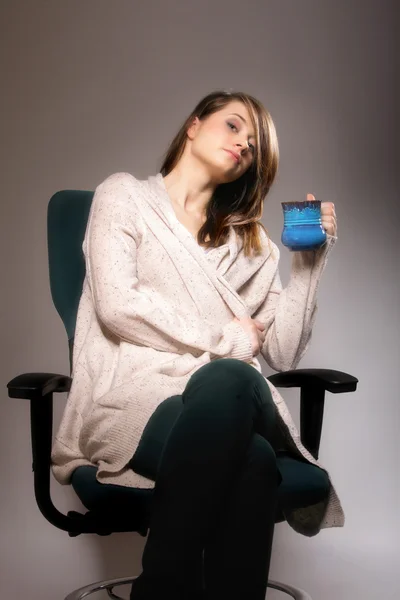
[7,373,72,399]
[6,372,79,533]
[6,371,144,536]
[267,368,358,460]
[267,368,358,394]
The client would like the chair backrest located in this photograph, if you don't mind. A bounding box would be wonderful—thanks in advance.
[47,190,94,363]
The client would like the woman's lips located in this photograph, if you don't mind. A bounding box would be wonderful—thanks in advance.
[224,149,241,164]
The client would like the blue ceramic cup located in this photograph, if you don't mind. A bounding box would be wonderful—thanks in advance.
[281,200,327,251]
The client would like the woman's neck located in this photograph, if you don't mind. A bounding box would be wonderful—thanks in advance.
[162,159,216,218]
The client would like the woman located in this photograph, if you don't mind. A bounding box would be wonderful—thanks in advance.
[52,90,341,600]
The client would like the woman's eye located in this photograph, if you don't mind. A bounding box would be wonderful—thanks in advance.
[227,122,255,152]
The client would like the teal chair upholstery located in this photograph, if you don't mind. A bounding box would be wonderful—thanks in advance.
[47,190,93,365]
[7,190,358,599]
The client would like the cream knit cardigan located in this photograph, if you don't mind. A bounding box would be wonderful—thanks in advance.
[52,172,345,537]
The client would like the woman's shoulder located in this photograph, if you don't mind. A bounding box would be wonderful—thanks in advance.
[92,171,153,210]
[95,171,142,193]
[88,172,152,228]
[256,223,280,263]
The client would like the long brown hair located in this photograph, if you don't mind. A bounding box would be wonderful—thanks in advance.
[160,90,279,257]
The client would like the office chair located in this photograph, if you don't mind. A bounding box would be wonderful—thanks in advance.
[7,189,358,599]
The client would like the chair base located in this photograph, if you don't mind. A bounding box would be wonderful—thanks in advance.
[65,575,312,599]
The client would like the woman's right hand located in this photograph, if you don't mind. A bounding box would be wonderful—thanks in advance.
[233,316,266,357]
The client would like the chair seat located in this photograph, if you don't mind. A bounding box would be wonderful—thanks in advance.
[70,454,329,535]
[276,452,330,511]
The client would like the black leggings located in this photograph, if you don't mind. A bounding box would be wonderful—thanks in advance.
[72,359,330,599]
[130,358,282,600]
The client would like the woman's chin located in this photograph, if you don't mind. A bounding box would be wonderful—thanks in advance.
[210,163,242,185]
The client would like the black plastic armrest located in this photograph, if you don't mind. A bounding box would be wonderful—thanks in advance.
[267,368,358,393]
[6,372,77,533]
[7,373,72,399]
[267,368,358,460]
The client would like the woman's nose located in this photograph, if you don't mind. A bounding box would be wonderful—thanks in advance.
[236,140,249,153]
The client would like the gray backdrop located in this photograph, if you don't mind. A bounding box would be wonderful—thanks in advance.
[1,1,398,599]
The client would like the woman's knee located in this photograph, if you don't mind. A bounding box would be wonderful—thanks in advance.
[190,359,273,406]
[189,358,262,389]
[184,359,260,408]
[184,359,274,420]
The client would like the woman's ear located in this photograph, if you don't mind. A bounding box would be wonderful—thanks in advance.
[187,116,200,140]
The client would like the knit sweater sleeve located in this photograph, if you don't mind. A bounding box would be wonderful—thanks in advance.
[251,235,336,372]
[84,173,253,362]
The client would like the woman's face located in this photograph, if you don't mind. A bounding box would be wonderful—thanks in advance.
[187,101,257,184]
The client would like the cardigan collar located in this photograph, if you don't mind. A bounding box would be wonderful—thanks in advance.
[147,173,242,265]
[138,173,250,318]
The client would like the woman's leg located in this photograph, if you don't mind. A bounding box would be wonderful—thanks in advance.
[204,433,280,600]
[130,358,279,600]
